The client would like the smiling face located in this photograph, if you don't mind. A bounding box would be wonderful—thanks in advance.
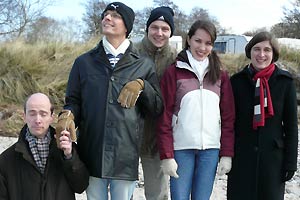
[24,93,53,138]
[148,20,171,48]
[101,10,127,39]
[187,28,213,61]
[250,40,273,71]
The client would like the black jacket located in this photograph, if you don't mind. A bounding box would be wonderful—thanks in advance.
[0,125,89,200]
[227,65,298,200]
[64,40,163,180]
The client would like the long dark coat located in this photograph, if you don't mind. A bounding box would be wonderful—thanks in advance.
[227,65,298,200]
[64,41,163,180]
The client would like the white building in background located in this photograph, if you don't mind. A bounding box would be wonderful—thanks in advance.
[278,38,300,50]
[214,34,300,54]
[214,35,252,54]
[169,36,183,52]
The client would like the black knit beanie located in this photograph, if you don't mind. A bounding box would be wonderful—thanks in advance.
[101,2,135,37]
[146,6,175,37]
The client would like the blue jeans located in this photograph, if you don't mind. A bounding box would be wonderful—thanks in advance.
[170,149,219,200]
[86,176,136,200]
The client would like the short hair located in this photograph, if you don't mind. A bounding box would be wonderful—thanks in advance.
[23,93,54,115]
[245,31,279,62]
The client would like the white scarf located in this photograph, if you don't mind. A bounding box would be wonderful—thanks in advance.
[102,36,130,56]
[186,49,209,80]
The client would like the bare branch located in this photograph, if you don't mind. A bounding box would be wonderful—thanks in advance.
[0,0,55,39]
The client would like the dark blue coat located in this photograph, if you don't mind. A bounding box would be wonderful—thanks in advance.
[64,41,163,180]
[227,65,298,200]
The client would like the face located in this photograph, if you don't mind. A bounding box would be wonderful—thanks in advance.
[148,20,171,48]
[24,93,53,138]
[187,28,213,61]
[102,10,127,39]
[250,40,273,71]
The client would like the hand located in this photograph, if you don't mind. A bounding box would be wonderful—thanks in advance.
[217,156,232,176]
[117,79,144,108]
[161,158,179,178]
[282,170,295,182]
[56,110,76,148]
[55,130,72,158]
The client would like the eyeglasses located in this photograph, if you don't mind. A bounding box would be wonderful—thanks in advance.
[103,11,122,19]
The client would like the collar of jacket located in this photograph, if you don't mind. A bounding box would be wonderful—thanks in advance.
[233,63,294,87]
[175,49,210,82]
[239,63,293,80]
[14,125,56,170]
[15,125,56,154]
[141,35,171,56]
[91,40,139,59]
[102,36,130,56]
[176,49,191,66]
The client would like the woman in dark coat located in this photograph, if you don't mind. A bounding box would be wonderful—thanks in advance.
[227,31,298,200]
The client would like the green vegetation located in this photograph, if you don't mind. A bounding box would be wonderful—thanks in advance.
[0,40,299,136]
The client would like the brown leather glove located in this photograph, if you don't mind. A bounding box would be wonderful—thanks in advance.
[117,79,144,108]
[56,110,76,147]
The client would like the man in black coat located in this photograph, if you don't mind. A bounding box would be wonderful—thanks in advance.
[0,92,89,200]
[56,2,163,200]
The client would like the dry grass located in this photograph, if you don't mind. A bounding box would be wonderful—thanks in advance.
[0,38,100,135]
[0,38,99,106]
[219,53,249,75]
[0,39,299,136]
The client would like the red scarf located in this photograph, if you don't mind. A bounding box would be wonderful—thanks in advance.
[252,63,275,129]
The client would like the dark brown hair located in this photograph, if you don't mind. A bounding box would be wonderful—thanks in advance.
[185,20,221,84]
[245,31,279,62]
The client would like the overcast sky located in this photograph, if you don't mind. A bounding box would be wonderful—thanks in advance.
[46,0,292,34]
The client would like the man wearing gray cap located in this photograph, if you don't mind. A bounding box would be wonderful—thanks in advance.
[57,2,163,200]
